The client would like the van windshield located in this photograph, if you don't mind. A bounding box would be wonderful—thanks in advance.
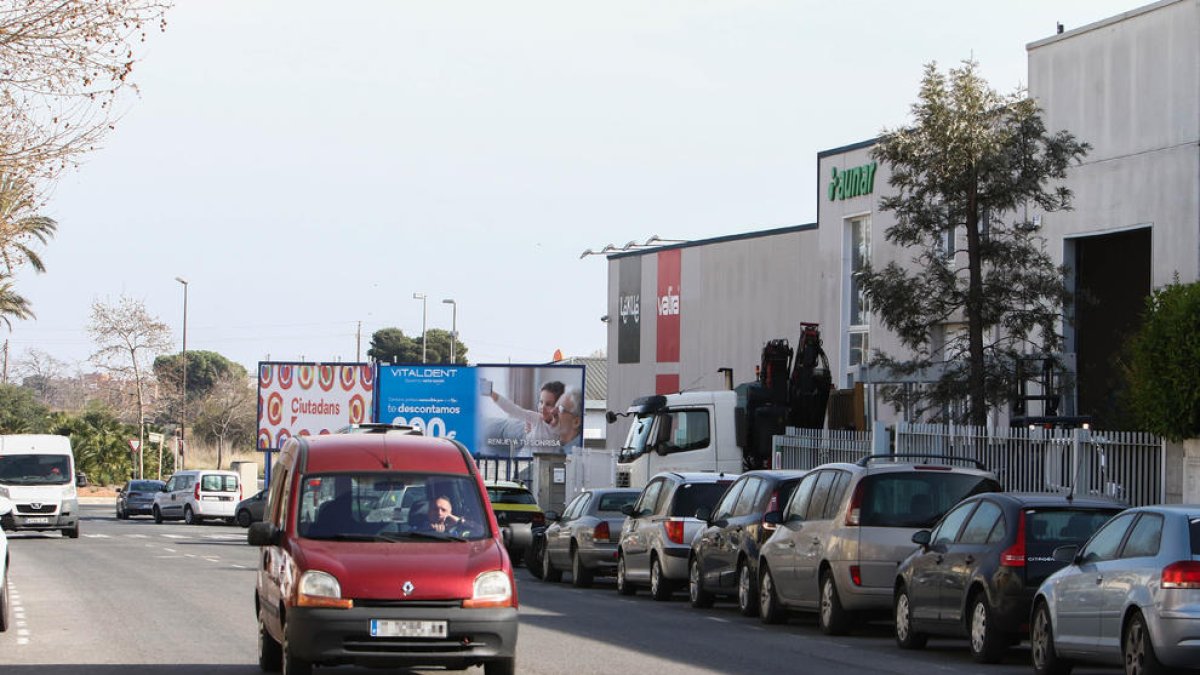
[297,472,490,542]
[0,454,70,486]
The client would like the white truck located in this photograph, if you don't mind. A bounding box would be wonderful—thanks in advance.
[612,324,833,489]
[0,434,82,538]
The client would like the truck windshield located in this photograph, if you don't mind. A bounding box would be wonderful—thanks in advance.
[0,454,71,486]
[618,414,656,462]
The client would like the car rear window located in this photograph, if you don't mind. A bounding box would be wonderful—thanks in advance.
[859,472,1001,528]
[130,481,162,491]
[488,487,537,505]
[1190,518,1199,555]
[597,492,638,513]
[670,482,733,518]
[201,475,238,492]
[1026,508,1121,544]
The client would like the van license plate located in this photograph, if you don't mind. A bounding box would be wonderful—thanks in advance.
[370,620,447,638]
[25,517,50,524]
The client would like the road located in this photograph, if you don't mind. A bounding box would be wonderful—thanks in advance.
[1,504,1123,674]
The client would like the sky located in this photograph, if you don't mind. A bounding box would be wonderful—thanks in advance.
[8,0,1146,376]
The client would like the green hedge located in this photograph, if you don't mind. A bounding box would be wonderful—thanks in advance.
[1127,280,1200,441]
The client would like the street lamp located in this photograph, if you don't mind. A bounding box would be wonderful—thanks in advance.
[442,298,457,364]
[412,292,427,363]
[175,276,188,470]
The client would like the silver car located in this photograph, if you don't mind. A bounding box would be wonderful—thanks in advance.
[617,472,738,600]
[541,488,640,587]
[1031,504,1200,675]
[757,455,1001,634]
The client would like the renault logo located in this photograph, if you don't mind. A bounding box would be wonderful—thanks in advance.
[402,581,414,596]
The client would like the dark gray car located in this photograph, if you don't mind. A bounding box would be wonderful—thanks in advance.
[235,489,267,527]
[540,488,640,587]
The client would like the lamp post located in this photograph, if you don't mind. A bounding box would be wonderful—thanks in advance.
[175,276,188,470]
[442,298,457,364]
[412,292,427,363]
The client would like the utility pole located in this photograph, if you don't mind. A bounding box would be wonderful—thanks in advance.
[356,321,362,362]
[2,339,7,384]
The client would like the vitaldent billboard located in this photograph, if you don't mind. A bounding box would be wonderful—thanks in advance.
[374,363,586,458]
[257,362,375,449]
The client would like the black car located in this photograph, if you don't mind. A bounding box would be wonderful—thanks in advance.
[235,489,268,528]
[115,479,166,519]
[893,492,1123,663]
[688,470,806,615]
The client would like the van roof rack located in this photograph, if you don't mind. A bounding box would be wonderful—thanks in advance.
[856,453,988,471]
[336,423,422,435]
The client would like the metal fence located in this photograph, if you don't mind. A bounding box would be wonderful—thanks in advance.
[475,456,534,484]
[773,423,1165,506]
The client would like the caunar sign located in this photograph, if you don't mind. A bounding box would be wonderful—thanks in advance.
[257,362,374,449]
[656,248,680,362]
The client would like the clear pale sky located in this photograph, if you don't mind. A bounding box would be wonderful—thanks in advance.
[10,0,1144,375]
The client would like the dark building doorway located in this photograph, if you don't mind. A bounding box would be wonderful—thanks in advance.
[1070,227,1151,428]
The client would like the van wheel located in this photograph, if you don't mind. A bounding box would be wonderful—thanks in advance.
[650,556,672,601]
[184,506,198,525]
[819,571,852,635]
[484,657,516,675]
[281,627,312,675]
[0,568,10,632]
[258,612,281,671]
[616,553,636,596]
[737,560,759,617]
[64,523,79,539]
[689,557,714,608]
[153,506,163,524]
[758,564,786,624]
[571,547,593,588]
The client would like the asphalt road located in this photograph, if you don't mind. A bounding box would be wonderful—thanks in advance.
[1,504,1125,675]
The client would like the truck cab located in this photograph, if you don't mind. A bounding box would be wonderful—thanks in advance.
[614,391,740,489]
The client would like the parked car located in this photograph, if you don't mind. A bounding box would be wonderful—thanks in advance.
[115,479,166,519]
[689,470,807,615]
[525,522,548,580]
[248,428,517,675]
[541,488,640,587]
[617,471,738,600]
[1031,504,1200,675]
[152,469,242,525]
[485,479,544,565]
[0,496,11,631]
[892,492,1123,662]
[235,489,268,528]
[757,455,1002,634]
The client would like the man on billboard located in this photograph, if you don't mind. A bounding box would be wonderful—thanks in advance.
[551,385,584,454]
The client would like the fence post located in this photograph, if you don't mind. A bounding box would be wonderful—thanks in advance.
[872,421,890,456]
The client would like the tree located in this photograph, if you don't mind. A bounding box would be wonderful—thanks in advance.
[859,60,1089,425]
[192,372,255,470]
[367,327,467,364]
[15,347,67,405]
[87,295,171,431]
[153,350,247,418]
[0,170,55,324]
[0,1,170,182]
[1125,280,1200,441]
[50,407,139,486]
[0,383,51,433]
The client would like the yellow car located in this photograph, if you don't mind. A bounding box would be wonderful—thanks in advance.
[485,480,544,565]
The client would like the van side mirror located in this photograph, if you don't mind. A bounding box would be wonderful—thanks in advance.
[605,411,618,424]
[75,473,88,488]
[1052,544,1079,564]
[912,530,932,547]
[544,510,560,522]
[654,442,670,457]
[247,522,281,547]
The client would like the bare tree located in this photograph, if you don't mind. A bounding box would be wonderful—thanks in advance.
[0,1,171,181]
[15,347,66,404]
[194,373,255,470]
[87,296,171,469]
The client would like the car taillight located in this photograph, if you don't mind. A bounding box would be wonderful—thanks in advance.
[531,512,545,527]
[594,521,611,543]
[1162,561,1200,589]
[665,519,686,544]
[239,484,243,501]
[1001,512,1027,567]
[849,565,862,586]
[193,483,201,500]
[845,481,865,526]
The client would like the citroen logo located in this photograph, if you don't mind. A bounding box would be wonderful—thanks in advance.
[402,581,415,596]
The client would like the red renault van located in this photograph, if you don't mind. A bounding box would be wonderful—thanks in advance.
[248,428,517,675]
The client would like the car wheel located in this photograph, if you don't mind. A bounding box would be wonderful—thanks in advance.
[64,523,79,539]
[526,539,544,580]
[184,506,198,526]
[819,570,852,635]
[758,564,786,624]
[616,552,636,596]
[0,568,10,633]
[689,557,714,609]
[1031,600,1073,675]
[542,544,562,583]
[894,584,928,650]
[153,505,163,524]
[484,657,516,675]
[281,625,312,675]
[650,556,672,601]
[969,592,1007,663]
[571,547,594,588]
[258,611,281,671]
[1124,610,1168,675]
[737,560,759,617]
[116,505,125,520]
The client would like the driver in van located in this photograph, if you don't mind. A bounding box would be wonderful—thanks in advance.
[423,495,479,536]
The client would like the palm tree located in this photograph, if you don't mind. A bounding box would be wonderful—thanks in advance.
[0,169,56,326]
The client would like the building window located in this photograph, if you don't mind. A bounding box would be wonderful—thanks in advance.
[845,216,871,385]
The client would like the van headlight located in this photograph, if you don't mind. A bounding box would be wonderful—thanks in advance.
[463,570,513,608]
[296,570,352,609]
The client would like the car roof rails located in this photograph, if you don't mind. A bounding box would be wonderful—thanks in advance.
[856,453,988,471]
[336,423,423,435]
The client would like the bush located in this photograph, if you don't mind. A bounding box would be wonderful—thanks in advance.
[1127,280,1200,441]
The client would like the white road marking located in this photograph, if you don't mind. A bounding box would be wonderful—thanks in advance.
[231,564,247,569]
[161,534,188,539]
[705,617,729,623]
[163,548,177,553]
[83,533,110,538]
[126,534,149,539]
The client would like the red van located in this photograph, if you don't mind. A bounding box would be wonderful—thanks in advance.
[248,428,518,675]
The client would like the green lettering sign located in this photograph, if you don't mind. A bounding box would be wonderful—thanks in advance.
[828,162,877,201]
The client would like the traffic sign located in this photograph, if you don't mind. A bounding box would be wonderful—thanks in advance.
[147,432,164,444]
[128,439,141,453]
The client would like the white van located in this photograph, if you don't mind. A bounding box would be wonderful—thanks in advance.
[0,434,82,538]
[152,469,242,525]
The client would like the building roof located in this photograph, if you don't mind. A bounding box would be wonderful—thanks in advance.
[552,355,606,402]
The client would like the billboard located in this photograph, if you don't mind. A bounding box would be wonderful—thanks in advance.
[374,363,586,458]
[656,248,681,362]
[618,256,641,363]
[257,362,374,450]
